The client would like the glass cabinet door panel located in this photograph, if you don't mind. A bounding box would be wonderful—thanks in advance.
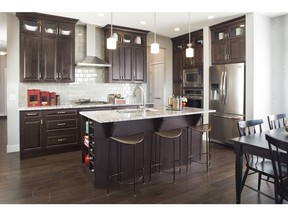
[43,21,58,35]
[22,19,41,33]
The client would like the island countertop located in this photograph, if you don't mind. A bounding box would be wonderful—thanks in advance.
[79,107,216,123]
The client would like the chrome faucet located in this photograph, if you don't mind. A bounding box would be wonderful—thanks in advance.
[133,85,145,109]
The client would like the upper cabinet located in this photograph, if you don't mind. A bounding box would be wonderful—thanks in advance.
[16,13,78,82]
[210,16,246,65]
[103,25,148,83]
[171,29,203,95]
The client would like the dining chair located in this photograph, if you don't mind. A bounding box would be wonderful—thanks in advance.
[237,119,276,200]
[265,134,288,204]
[267,113,287,130]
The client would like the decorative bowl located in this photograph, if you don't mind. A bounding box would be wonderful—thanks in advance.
[123,39,130,43]
[24,24,38,31]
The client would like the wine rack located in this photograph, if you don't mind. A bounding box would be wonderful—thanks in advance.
[83,118,95,173]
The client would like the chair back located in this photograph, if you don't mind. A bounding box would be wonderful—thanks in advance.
[265,134,288,202]
[237,119,263,137]
[267,113,287,130]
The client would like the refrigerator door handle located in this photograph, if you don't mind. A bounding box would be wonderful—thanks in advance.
[223,71,227,105]
[220,71,224,105]
[211,113,243,120]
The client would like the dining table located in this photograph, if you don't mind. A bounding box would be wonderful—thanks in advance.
[230,127,288,204]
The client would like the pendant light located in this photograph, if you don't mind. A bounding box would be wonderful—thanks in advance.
[186,12,194,58]
[107,12,117,50]
[151,12,159,54]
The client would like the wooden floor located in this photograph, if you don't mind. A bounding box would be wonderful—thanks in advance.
[0,117,281,204]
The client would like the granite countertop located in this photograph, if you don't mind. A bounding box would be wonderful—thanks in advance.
[79,107,216,123]
[18,102,154,111]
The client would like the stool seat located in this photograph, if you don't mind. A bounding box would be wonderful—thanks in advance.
[190,124,212,133]
[110,133,144,145]
[155,128,182,139]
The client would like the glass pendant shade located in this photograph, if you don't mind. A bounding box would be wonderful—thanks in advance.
[186,44,194,58]
[107,37,117,50]
[151,42,159,54]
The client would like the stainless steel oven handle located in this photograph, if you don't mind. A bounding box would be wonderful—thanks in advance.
[211,113,243,120]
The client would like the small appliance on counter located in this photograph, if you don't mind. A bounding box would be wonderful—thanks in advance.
[107,94,126,104]
[27,89,41,107]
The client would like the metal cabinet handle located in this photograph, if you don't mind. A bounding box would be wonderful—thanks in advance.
[27,113,38,116]
[57,123,66,126]
[57,111,66,114]
[57,138,66,142]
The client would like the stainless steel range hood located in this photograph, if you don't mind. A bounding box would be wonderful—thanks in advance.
[76,24,111,67]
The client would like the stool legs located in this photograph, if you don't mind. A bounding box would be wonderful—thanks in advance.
[150,130,181,184]
[186,127,211,173]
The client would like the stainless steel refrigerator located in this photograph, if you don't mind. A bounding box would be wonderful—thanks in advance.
[209,63,245,145]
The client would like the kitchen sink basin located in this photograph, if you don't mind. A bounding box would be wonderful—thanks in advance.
[117,108,158,113]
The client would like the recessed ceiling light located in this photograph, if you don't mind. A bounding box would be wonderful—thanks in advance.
[174,27,180,32]
[140,21,146,25]
[208,15,214,19]
[97,13,104,17]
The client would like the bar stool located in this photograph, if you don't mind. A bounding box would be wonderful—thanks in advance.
[107,133,145,196]
[149,128,182,184]
[186,120,212,173]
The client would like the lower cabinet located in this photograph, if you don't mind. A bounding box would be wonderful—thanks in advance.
[20,109,80,159]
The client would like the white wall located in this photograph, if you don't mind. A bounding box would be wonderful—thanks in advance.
[6,13,19,152]
[271,15,288,114]
[246,13,272,130]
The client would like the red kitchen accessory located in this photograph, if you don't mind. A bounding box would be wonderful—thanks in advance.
[84,154,89,166]
[50,92,57,106]
[27,89,41,107]
[41,91,50,106]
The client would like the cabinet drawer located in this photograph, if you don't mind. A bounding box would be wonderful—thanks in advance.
[23,111,42,118]
[46,133,77,147]
[45,109,77,117]
[46,119,77,130]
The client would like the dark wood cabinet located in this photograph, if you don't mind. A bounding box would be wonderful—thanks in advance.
[17,13,78,83]
[20,109,80,159]
[103,25,148,83]
[171,29,203,96]
[210,16,245,64]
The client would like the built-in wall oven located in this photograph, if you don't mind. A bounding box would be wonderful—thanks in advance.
[183,88,203,108]
[183,68,203,88]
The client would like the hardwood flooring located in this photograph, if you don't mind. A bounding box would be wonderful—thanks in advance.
[0,117,283,205]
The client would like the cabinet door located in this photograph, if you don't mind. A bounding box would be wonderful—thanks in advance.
[20,111,43,159]
[20,34,41,82]
[122,45,133,82]
[58,37,75,82]
[41,36,58,81]
[227,37,245,63]
[173,50,183,82]
[133,46,146,83]
[212,41,227,64]
[173,82,183,97]
[110,48,122,82]
[194,46,203,67]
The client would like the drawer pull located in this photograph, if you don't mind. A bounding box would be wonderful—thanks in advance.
[57,138,66,142]
[57,123,66,126]
[57,111,66,114]
[27,113,38,116]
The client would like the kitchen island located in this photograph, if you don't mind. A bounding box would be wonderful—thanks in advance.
[80,107,215,188]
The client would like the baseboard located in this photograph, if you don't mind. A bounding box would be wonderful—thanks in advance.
[7,144,19,153]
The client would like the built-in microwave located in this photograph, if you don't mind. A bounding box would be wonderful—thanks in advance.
[183,68,203,87]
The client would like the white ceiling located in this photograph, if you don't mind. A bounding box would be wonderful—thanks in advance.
[0,11,287,50]
[45,12,248,38]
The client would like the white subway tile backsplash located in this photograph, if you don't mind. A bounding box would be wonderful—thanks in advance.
[19,67,146,107]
